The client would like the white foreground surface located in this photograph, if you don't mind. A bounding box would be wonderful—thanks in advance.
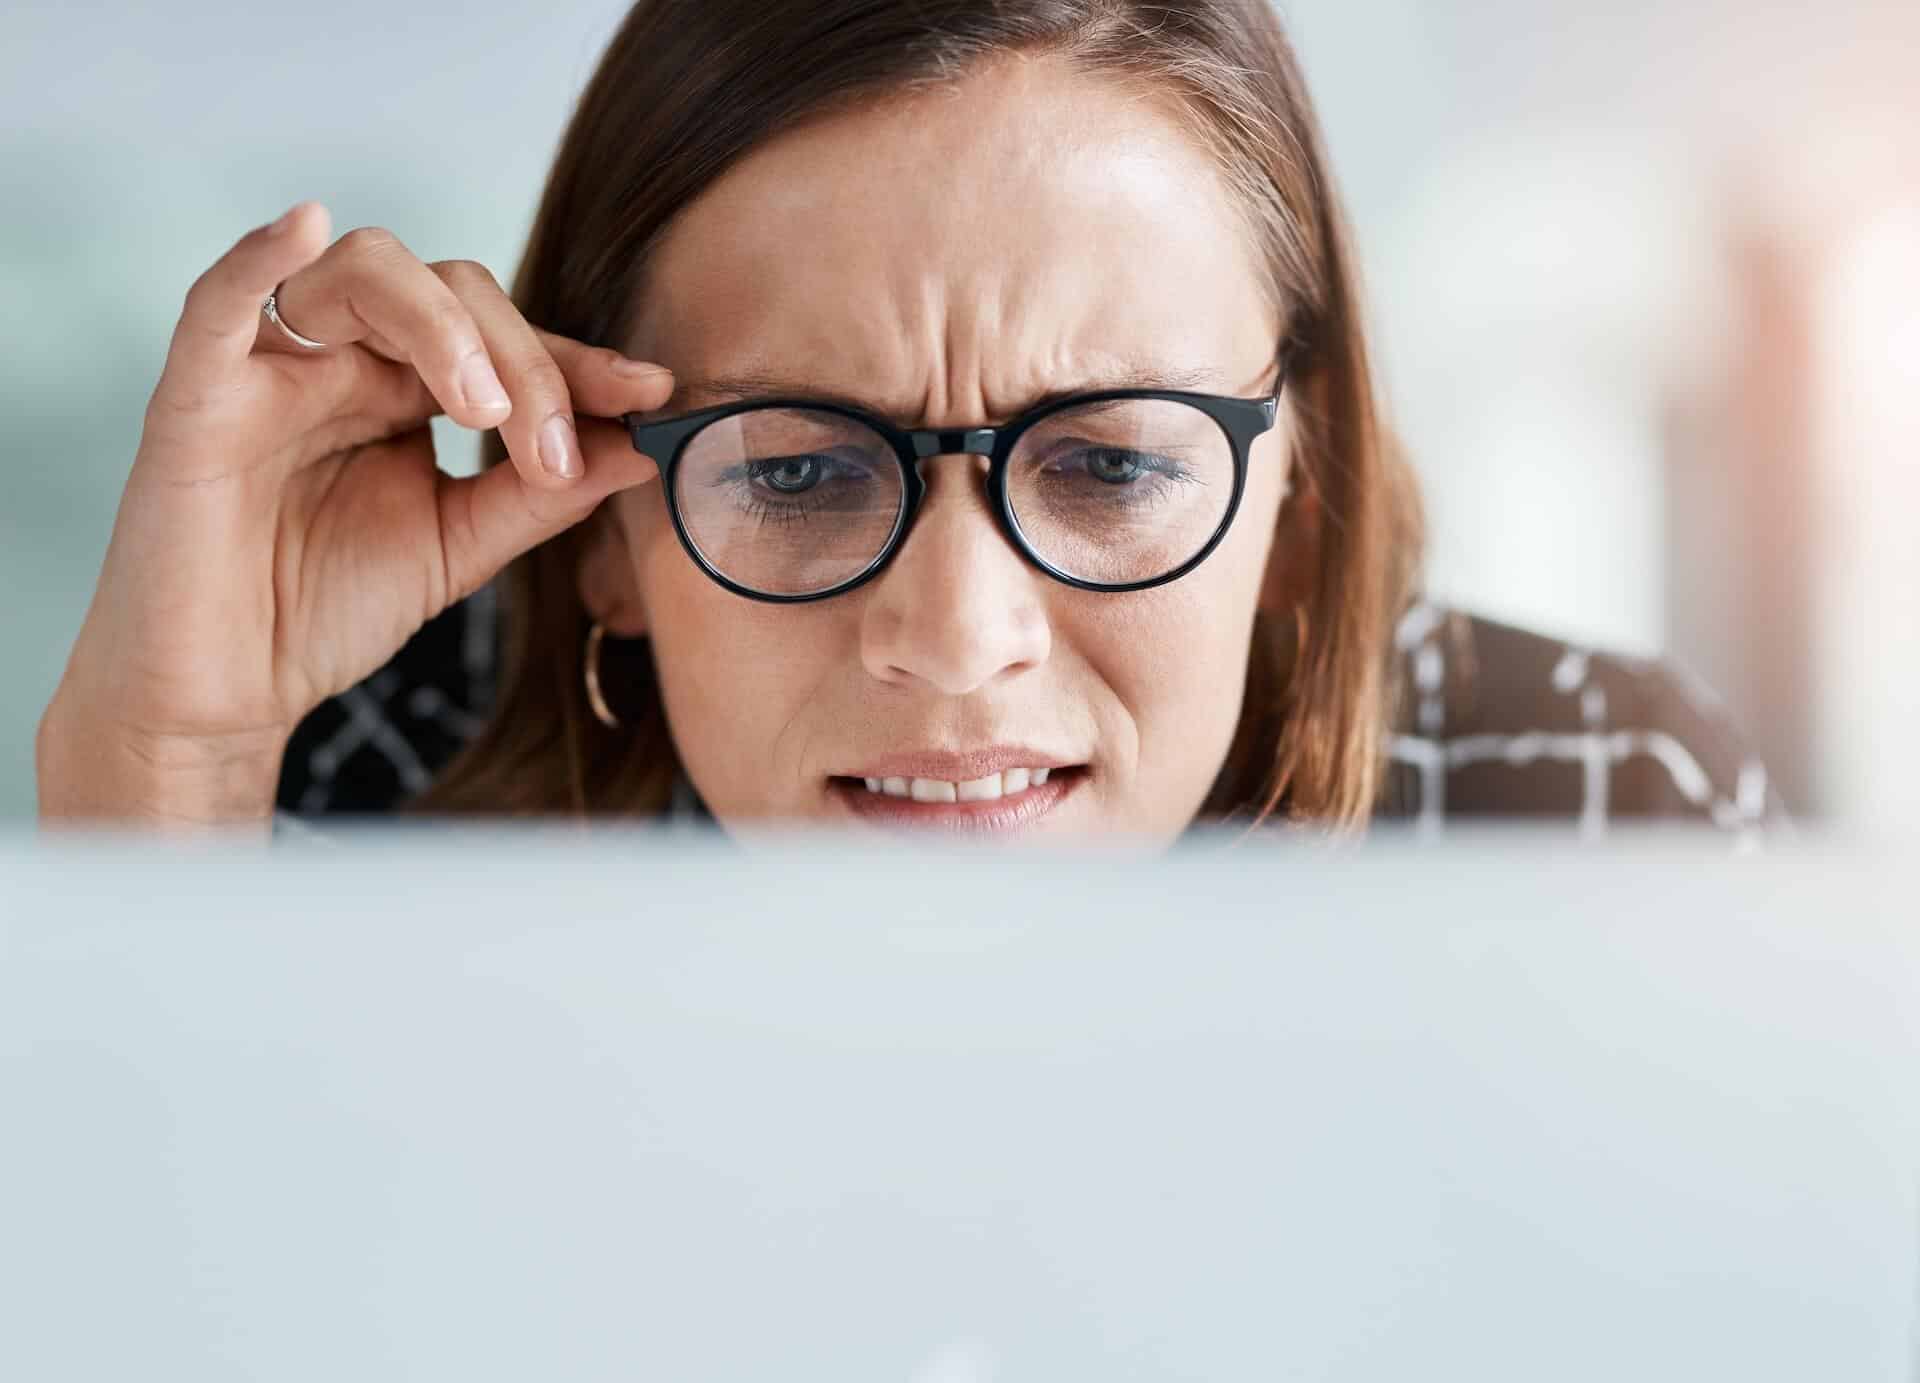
[3,826,1917,1381]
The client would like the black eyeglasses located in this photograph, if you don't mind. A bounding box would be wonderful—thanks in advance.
[621,344,1295,604]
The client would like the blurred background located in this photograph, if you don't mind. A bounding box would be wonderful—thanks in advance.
[3,0,1915,825]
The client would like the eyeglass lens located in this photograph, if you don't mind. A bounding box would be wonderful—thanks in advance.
[670,398,1237,598]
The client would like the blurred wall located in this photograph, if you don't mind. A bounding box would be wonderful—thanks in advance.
[4,0,1915,822]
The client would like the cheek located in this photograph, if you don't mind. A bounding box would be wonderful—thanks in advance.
[1096,444,1281,695]
[1075,448,1284,805]
[1086,562,1260,718]
[1059,529,1270,803]
[618,488,843,809]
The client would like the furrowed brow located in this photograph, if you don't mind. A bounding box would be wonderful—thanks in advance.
[672,361,1235,424]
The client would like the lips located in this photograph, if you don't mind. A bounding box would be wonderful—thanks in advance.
[829,764,1087,834]
[840,748,1080,783]
[858,765,1056,803]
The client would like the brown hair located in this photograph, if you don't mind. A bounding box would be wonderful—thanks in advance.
[409,0,1424,834]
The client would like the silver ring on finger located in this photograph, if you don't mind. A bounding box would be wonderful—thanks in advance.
[262,284,329,351]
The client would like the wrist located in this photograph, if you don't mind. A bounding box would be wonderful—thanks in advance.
[36,693,290,832]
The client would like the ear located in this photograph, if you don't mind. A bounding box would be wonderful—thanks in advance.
[576,503,650,637]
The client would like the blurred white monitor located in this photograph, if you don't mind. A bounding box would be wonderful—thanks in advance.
[3,825,1916,1382]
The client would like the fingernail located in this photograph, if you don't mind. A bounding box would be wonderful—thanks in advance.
[540,413,582,479]
[267,202,304,236]
[459,352,510,413]
[610,356,673,380]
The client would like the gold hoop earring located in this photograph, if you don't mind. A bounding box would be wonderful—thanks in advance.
[583,621,622,730]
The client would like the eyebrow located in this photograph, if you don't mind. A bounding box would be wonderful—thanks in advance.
[671,362,1236,425]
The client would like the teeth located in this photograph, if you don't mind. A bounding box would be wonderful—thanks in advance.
[956,774,1000,802]
[858,768,1063,800]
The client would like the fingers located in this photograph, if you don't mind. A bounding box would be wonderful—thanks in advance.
[158,201,332,413]
[536,331,678,421]
[443,361,676,594]
[265,233,678,490]
[434,261,677,492]
[257,227,522,435]
[162,204,683,528]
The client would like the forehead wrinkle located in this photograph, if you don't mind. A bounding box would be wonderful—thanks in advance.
[670,358,1238,429]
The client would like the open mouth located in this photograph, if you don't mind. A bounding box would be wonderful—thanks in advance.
[827,764,1089,831]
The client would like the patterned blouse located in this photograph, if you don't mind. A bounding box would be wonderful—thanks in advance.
[273,586,1790,844]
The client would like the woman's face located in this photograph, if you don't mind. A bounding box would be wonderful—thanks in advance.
[586,53,1296,842]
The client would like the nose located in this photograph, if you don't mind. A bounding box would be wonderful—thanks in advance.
[858,453,1052,696]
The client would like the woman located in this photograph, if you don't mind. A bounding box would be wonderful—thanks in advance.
[34,0,1783,843]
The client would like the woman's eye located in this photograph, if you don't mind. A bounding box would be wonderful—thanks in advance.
[1048,447,1162,485]
[722,451,883,521]
[753,456,827,494]
[1082,449,1146,484]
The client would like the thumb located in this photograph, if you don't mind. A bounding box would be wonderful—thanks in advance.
[434,425,660,606]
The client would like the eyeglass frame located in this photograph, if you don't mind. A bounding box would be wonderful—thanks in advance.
[620,340,1299,605]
